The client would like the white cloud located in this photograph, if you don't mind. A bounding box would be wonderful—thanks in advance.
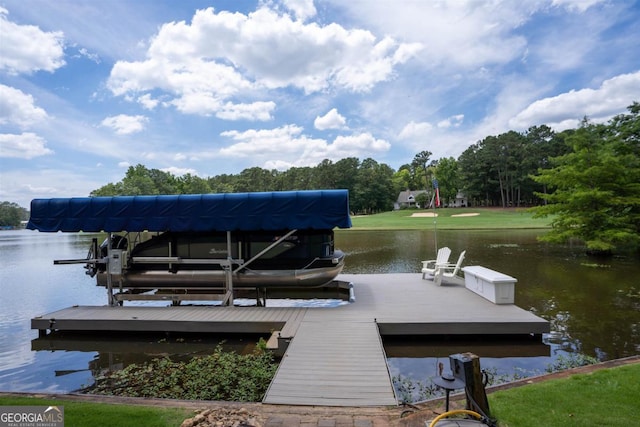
[0,7,65,75]
[118,161,131,168]
[0,132,53,159]
[509,71,640,130]
[280,0,317,21]
[100,114,148,135]
[0,84,48,128]
[314,108,347,130]
[162,166,198,176]
[330,132,390,155]
[77,47,100,64]
[0,168,105,208]
[330,1,607,72]
[217,101,276,121]
[220,125,312,157]
[279,132,391,168]
[437,115,464,129]
[330,1,527,70]
[398,121,433,140]
[137,94,159,110]
[219,125,390,169]
[107,6,422,119]
[551,0,603,13]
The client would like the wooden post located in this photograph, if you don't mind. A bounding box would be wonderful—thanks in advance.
[449,352,491,418]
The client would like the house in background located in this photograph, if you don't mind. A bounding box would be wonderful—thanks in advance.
[449,192,468,208]
[395,190,468,209]
[395,190,427,210]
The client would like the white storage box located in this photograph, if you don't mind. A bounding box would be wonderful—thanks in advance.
[462,265,516,304]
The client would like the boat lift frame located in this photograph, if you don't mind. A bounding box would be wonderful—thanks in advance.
[55,229,299,307]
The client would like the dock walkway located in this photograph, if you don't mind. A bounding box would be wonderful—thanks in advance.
[263,320,396,406]
[31,273,549,407]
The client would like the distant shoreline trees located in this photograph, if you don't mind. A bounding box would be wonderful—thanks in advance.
[84,102,638,253]
[0,202,29,228]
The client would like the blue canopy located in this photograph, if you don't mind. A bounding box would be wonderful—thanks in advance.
[27,190,352,232]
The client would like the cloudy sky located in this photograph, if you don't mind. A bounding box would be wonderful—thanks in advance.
[1,0,639,208]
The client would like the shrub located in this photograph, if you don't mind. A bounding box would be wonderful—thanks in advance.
[89,340,278,402]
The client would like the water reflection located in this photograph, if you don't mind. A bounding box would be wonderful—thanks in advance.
[1,229,639,394]
[335,228,640,399]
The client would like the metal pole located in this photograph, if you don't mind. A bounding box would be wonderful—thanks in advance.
[106,233,114,306]
[432,182,438,255]
[226,231,234,306]
[433,200,438,255]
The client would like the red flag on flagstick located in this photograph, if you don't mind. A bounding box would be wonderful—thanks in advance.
[433,178,440,207]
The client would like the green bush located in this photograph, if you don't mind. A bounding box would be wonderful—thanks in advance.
[90,341,277,402]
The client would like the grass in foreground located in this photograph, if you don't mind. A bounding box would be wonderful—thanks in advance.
[489,363,640,427]
[2,363,638,427]
[0,396,191,427]
[349,208,551,230]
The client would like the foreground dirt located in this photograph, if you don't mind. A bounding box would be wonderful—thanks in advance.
[3,356,638,427]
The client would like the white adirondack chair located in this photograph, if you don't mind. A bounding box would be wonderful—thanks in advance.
[421,247,452,279]
[434,250,466,286]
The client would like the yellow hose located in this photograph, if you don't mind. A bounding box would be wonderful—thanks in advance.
[429,409,484,427]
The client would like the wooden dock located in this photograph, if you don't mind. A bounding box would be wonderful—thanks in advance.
[31,273,550,407]
[263,320,396,406]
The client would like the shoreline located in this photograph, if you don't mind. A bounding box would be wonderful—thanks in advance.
[2,355,638,426]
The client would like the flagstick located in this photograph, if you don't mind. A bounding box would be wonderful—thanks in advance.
[431,178,439,255]
[433,193,438,254]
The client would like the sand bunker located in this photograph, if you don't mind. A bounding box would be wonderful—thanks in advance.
[451,213,480,217]
[410,212,438,217]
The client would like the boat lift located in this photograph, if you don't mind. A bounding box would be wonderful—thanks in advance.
[55,229,299,306]
[29,190,352,307]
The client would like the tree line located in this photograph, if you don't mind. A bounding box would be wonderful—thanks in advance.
[35,102,640,253]
[89,125,569,213]
[90,157,396,215]
[88,126,589,212]
[0,202,29,228]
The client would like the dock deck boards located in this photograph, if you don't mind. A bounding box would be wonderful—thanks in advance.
[31,273,550,407]
[263,320,396,406]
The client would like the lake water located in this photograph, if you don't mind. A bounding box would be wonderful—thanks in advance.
[1,229,638,397]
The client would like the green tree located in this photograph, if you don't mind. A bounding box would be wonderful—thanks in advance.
[176,173,212,194]
[276,166,314,190]
[0,201,28,227]
[531,112,640,254]
[235,167,278,192]
[208,173,237,193]
[311,159,337,189]
[458,142,495,206]
[351,158,395,214]
[411,150,432,191]
[392,167,412,194]
[90,182,124,196]
[91,164,178,196]
[434,157,460,206]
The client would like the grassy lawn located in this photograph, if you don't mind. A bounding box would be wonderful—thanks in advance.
[2,362,638,426]
[349,208,551,230]
[0,396,191,427]
[489,362,640,427]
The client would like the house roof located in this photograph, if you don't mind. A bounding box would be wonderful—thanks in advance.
[397,190,427,204]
